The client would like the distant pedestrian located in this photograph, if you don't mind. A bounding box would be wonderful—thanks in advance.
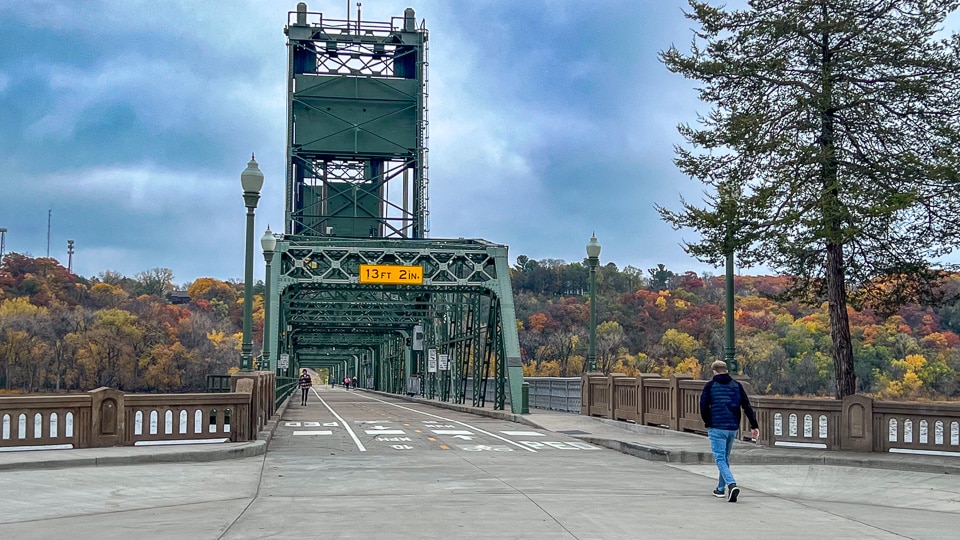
[299,369,313,406]
[699,360,759,503]
[344,376,351,390]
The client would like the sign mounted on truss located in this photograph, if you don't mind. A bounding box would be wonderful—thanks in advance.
[359,264,424,285]
[427,348,437,373]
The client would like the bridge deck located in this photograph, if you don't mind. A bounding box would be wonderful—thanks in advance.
[1,387,959,539]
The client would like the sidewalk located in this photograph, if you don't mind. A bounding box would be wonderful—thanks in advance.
[2,389,959,475]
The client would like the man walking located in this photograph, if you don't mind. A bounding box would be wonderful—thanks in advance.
[699,360,759,503]
[299,369,313,406]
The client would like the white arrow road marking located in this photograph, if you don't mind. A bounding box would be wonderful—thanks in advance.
[451,435,474,440]
[293,430,333,436]
[365,429,406,435]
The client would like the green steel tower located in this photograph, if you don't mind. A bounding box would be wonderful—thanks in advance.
[285,3,427,239]
[263,3,524,413]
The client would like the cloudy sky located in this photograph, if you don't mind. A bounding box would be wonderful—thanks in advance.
[0,0,742,285]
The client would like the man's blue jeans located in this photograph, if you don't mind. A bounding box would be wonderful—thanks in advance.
[708,428,737,490]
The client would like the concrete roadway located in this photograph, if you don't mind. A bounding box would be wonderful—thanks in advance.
[1,386,959,539]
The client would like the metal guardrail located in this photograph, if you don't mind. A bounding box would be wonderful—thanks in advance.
[525,377,582,413]
[276,377,297,410]
[412,377,579,413]
[206,374,232,393]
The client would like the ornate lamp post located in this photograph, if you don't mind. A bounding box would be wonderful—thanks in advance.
[240,154,264,371]
[261,226,277,371]
[586,232,601,373]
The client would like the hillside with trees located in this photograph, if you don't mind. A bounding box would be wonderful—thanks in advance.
[512,256,960,400]
[0,253,258,393]
[2,252,960,399]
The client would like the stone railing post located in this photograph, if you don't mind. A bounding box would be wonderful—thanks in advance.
[606,373,620,419]
[234,377,256,441]
[232,372,261,439]
[89,387,125,448]
[636,373,659,425]
[840,394,874,452]
[669,374,693,431]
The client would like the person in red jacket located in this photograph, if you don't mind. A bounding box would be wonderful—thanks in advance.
[700,360,759,503]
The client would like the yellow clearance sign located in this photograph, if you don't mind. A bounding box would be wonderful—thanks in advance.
[359,264,424,285]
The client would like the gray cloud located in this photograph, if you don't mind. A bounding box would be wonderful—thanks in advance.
[1,0,729,285]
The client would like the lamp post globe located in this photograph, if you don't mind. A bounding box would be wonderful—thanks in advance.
[586,232,601,373]
[260,226,277,371]
[240,154,263,372]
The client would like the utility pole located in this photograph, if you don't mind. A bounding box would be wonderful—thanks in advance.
[46,208,52,257]
[67,239,75,273]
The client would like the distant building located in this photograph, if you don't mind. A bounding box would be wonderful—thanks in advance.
[167,290,191,305]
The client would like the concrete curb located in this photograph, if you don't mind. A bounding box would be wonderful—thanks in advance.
[0,440,267,472]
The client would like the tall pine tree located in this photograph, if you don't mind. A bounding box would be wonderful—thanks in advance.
[659,1,960,398]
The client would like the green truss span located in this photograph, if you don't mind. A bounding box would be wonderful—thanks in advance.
[263,237,524,412]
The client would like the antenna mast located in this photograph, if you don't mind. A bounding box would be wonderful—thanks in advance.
[67,239,75,273]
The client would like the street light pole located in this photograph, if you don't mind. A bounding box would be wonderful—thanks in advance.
[724,247,738,373]
[240,154,264,372]
[261,226,277,371]
[586,233,601,373]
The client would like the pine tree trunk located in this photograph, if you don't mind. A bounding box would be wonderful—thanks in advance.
[826,241,856,398]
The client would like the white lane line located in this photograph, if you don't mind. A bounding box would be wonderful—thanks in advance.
[293,430,333,436]
[355,393,537,453]
[313,387,366,452]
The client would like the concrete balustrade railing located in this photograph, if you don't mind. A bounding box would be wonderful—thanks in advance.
[582,372,960,455]
[0,371,277,450]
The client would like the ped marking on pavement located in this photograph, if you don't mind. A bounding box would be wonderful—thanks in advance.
[293,430,333,436]
[501,431,544,437]
[431,430,473,435]
[355,393,537,452]
[285,421,339,427]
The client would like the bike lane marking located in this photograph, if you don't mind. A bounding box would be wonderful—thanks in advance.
[313,387,367,452]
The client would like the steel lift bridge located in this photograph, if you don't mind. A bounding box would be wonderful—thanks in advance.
[262,4,523,412]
